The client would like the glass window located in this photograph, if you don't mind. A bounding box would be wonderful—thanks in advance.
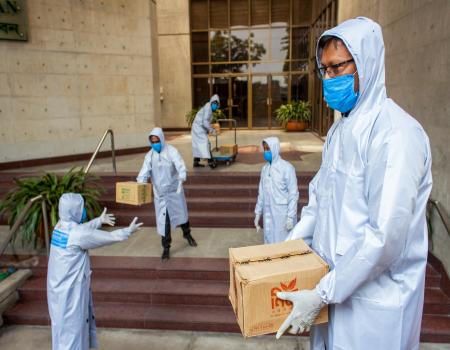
[210,0,229,28]
[230,29,249,61]
[291,74,309,102]
[250,29,269,61]
[193,78,210,108]
[291,60,308,72]
[193,64,209,74]
[252,76,268,127]
[210,30,229,62]
[230,0,248,28]
[251,62,287,73]
[211,64,232,73]
[271,27,289,60]
[292,27,309,59]
[192,32,209,62]
[271,75,289,125]
[191,0,208,30]
[251,0,269,27]
[292,0,312,26]
[271,0,289,26]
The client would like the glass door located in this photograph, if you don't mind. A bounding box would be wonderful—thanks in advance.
[230,76,248,127]
[251,76,269,127]
[270,75,289,128]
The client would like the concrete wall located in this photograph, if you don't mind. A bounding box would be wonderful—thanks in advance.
[0,0,160,162]
[156,0,192,129]
[338,0,450,272]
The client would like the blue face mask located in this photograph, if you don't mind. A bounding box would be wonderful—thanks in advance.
[152,142,162,153]
[322,73,359,113]
[211,103,219,112]
[80,207,87,224]
[263,150,272,163]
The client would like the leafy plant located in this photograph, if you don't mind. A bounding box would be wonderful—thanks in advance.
[275,100,312,128]
[185,107,226,127]
[0,167,103,248]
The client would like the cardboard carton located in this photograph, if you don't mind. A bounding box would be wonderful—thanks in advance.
[116,182,152,205]
[219,144,238,155]
[229,240,328,337]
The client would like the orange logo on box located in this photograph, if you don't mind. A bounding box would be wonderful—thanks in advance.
[271,278,298,309]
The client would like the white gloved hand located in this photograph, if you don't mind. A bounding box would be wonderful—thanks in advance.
[210,128,217,136]
[100,207,116,226]
[128,217,144,234]
[285,217,294,231]
[276,289,325,339]
[254,214,261,233]
[176,180,183,194]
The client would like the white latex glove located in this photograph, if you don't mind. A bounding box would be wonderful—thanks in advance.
[128,217,144,234]
[100,207,115,226]
[176,180,183,194]
[254,214,261,233]
[285,217,294,231]
[210,128,217,136]
[276,289,325,339]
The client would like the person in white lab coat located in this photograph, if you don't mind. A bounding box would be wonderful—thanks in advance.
[137,127,197,261]
[191,94,220,169]
[47,193,142,350]
[276,17,433,350]
[254,137,299,244]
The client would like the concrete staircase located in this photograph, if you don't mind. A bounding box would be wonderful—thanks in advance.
[1,171,450,342]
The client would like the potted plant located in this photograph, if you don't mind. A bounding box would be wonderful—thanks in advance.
[0,168,103,248]
[275,100,311,131]
[185,107,226,134]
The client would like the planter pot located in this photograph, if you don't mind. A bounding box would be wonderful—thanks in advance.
[286,120,309,132]
[212,123,221,135]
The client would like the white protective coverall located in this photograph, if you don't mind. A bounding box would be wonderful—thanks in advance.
[47,193,135,350]
[288,17,433,350]
[137,127,189,236]
[255,137,299,244]
[191,94,220,159]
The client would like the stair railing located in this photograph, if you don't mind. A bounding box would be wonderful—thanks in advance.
[428,198,450,237]
[0,195,50,257]
[84,129,117,175]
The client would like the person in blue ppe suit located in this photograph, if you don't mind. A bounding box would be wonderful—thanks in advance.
[47,193,143,350]
[137,127,197,261]
[191,94,220,169]
[276,17,433,350]
[254,137,299,244]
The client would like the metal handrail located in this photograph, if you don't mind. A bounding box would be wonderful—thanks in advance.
[428,198,450,237]
[84,129,117,175]
[0,195,50,257]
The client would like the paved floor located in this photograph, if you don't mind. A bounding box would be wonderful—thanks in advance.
[1,130,324,174]
[0,326,448,350]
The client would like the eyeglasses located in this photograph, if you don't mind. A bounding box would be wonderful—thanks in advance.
[318,59,354,78]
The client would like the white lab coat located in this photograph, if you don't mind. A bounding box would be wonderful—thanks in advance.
[191,94,220,159]
[289,17,432,350]
[255,137,299,244]
[137,127,188,236]
[47,193,133,350]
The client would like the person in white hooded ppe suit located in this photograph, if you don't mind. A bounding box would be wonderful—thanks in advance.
[191,94,220,169]
[47,193,143,350]
[254,137,299,244]
[137,127,197,261]
[276,17,433,350]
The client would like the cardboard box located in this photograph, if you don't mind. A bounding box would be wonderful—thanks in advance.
[229,240,328,337]
[116,182,152,205]
[219,144,238,155]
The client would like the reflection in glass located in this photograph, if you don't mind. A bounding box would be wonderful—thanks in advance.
[231,76,248,127]
[212,77,229,115]
[251,62,287,73]
[271,27,289,60]
[291,60,308,72]
[193,65,209,74]
[210,0,229,28]
[292,27,309,59]
[192,32,209,62]
[191,0,208,30]
[251,0,269,27]
[271,75,289,126]
[250,29,269,61]
[210,30,229,62]
[230,0,248,28]
[193,78,210,108]
[230,30,249,62]
[252,76,268,127]
[292,0,312,26]
[291,74,309,102]
[211,64,232,73]
[271,0,289,26]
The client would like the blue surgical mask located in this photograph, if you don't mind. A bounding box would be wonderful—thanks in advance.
[152,142,162,153]
[80,207,87,224]
[211,103,218,112]
[323,72,359,113]
[263,150,272,163]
